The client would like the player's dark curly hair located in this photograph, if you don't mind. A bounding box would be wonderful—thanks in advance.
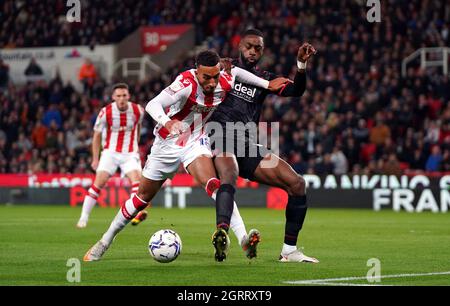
[242,28,264,38]
[195,50,220,67]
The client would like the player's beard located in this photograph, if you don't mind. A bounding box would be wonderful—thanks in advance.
[204,88,214,94]
[239,53,259,70]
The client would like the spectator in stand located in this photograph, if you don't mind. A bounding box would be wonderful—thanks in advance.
[330,146,349,175]
[370,117,391,147]
[31,121,48,149]
[16,132,33,152]
[24,57,44,78]
[382,154,403,176]
[425,145,443,171]
[78,58,97,93]
[353,119,369,144]
[42,104,62,129]
[441,149,450,172]
[291,152,308,175]
[425,120,441,144]
[314,153,334,175]
[410,149,427,170]
[45,120,59,149]
[0,130,6,144]
[0,59,10,89]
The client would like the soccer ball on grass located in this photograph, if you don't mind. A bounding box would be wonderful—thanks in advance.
[148,229,182,263]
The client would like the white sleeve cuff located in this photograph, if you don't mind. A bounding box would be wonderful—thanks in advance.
[297,60,307,70]
[158,115,171,127]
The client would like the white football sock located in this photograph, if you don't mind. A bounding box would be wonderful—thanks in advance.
[101,195,147,246]
[80,195,96,221]
[79,185,100,221]
[101,209,130,246]
[281,243,297,255]
[230,202,247,246]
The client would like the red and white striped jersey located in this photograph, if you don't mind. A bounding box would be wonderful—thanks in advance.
[155,69,234,141]
[94,102,144,153]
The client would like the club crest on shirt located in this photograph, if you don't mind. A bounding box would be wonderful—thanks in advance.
[98,108,105,118]
[165,81,187,95]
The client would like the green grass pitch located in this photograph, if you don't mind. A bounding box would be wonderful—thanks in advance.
[0,205,449,286]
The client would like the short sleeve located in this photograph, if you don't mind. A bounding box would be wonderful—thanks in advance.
[93,107,107,132]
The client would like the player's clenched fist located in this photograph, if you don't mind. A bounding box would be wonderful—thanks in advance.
[268,77,291,91]
[220,57,233,75]
[297,42,317,63]
[165,119,189,136]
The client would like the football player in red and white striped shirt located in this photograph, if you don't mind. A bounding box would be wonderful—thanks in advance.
[83,51,289,261]
[77,83,147,228]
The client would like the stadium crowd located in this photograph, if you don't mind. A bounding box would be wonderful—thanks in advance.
[0,0,449,175]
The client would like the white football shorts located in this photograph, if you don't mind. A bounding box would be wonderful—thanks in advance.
[97,149,142,175]
[142,134,212,181]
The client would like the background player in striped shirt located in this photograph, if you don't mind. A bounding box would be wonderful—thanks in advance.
[76,83,147,228]
[83,50,289,262]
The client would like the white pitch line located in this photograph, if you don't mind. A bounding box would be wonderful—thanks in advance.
[297,281,387,287]
[284,271,450,285]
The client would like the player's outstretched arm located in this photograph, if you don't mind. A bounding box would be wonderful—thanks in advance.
[278,42,317,97]
[297,42,316,72]
[268,77,292,91]
[231,66,289,92]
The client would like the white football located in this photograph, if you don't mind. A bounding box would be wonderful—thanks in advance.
[148,229,182,263]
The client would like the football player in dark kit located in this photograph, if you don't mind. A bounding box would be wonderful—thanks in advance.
[209,29,319,262]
